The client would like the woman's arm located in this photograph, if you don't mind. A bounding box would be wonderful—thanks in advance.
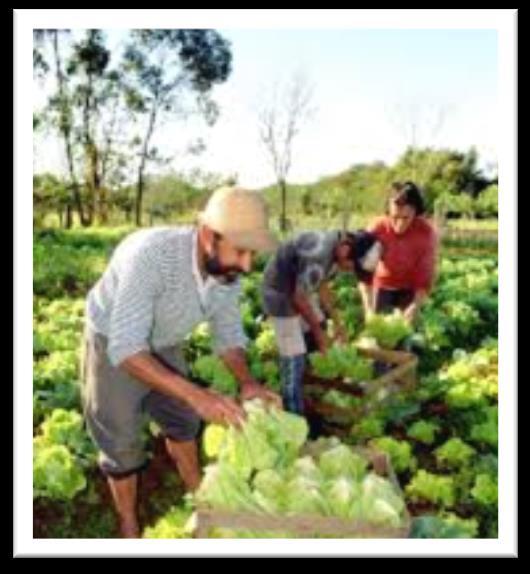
[318,281,347,343]
[359,281,375,319]
[403,289,428,323]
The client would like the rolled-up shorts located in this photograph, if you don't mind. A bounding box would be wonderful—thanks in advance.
[265,291,326,357]
[81,327,201,477]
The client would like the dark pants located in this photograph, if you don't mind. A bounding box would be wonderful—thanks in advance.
[375,288,415,314]
[280,321,326,416]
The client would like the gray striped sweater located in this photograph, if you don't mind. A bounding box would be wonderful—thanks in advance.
[86,226,248,367]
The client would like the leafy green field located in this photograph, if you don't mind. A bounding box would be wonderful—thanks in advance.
[33,225,498,538]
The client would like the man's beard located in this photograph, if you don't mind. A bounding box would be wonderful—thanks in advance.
[204,253,242,284]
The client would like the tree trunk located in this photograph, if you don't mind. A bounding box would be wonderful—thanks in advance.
[279,178,287,233]
[52,31,88,227]
[85,142,107,224]
[65,203,72,229]
[91,156,108,224]
[135,164,145,227]
[135,105,157,227]
[341,209,350,232]
[68,146,89,227]
[82,70,98,227]
[98,187,109,224]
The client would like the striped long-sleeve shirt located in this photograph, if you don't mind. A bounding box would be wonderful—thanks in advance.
[86,226,248,367]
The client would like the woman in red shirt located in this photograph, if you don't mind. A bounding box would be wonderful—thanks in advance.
[359,181,438,324]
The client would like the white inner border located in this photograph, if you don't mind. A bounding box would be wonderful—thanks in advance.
[14,9,517,557]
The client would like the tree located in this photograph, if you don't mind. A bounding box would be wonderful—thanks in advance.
[457,147,491,198]
[185,168,238,193]
[144,173,197,223]
[33,173,70,228]
[33,29,89,227]
[122,29,232,226]
[474,184,498,218]
[258,72,315,233]
[391,147,494,211]
[33,33,49,79]
[67,30,112,224]
[110,185,136,223]
[300,187,313,216]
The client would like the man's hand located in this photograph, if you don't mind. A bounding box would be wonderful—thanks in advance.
[240,381,282,409]
[188,388,246,427]
[220,348,282,409]
[120,352,245,427]
[315,329,332,354]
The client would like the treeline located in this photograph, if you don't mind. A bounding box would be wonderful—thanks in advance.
[34,146,498,229]
[33,29,233,227]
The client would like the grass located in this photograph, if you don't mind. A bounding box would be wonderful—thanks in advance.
[446,219,498,232]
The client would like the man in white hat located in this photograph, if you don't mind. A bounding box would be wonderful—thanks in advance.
[82,186,280,537]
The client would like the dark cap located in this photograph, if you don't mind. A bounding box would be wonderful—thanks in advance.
[342,230,382,282]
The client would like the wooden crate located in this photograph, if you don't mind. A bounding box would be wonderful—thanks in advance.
[193,447,411,539]
[304,347,418,431]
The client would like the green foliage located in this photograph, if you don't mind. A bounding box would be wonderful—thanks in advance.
[309,346,374,381]
[318,445,368,481]
[322,390,363,410]
[471,473,498,506]
[40,408,96,463]
[143,505,194,538]
[34,238,110,298]
[474,185,498,218]
[33,408,96,501]
[191,354,238,396]
[440,345,498,409]
[254,325,277,358]
[410,513,479,538]
[196,400,407,533]
[203,400,309,478]
[407,420,441,445]
[369,437,417,474]
[470,405,498,448]
[33,439,87,501]
[405,470,456,508]
[31,227,499,538]
[435,438,476,469]
[350,415,386,442]
[362,310,413,349]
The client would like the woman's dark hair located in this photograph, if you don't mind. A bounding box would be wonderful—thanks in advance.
[386,181,426,216]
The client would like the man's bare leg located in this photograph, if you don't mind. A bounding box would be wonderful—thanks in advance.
[107,473,140,538]
[165,437,201,491]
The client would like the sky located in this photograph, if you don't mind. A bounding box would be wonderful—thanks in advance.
[33,28,498,188]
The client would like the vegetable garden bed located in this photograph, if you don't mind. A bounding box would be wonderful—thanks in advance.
[304,347,418,436]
